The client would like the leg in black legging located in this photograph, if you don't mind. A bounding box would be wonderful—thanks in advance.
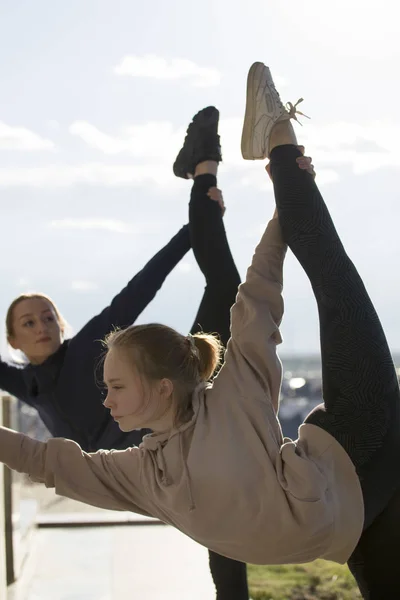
[189,174,240,346]
[189,173,248,600]
[347,486,400,599]
[270,144,400,597]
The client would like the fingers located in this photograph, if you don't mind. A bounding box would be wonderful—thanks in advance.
[207,187,226,216]
[297,146,315,177]
[265,146,308,180]
[216,197,226,215]
[207,186,222,201]
[296,155,316,178]
[266,154,315,180]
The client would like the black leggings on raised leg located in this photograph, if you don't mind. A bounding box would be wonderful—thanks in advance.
[189,174,240,345]
[270,145,400,599]
[188,174,249,600]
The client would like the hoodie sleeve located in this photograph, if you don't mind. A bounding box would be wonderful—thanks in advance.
[212,216,286,414]
[70,225,191,349]
[0,359,27,401]
[0,426,152,517]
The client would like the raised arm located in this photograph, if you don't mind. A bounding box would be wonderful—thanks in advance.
[0,425,151,515]
[71,225,191,348]
[212,214,286,413]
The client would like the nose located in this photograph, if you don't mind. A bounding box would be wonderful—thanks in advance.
[103,394,112,409]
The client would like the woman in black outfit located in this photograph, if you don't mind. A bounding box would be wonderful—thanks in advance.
[1,106,249,599]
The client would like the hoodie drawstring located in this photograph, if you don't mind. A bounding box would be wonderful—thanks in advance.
[180,433,196,512]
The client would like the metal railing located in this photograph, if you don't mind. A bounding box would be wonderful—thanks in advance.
[1,394,50,589]
[2,396,15,585]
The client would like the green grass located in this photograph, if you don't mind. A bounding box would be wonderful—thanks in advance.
[248,560,361,600]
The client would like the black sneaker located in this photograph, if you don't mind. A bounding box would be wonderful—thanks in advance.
[173,106,222,179]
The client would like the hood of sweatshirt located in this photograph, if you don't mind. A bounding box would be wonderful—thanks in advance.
[140,382,209,512]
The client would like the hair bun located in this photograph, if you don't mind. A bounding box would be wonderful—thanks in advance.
[191,333,223,381]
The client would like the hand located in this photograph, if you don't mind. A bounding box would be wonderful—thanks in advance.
[296,146,316,178]
[207,187,226,216]
[265,145,316,180]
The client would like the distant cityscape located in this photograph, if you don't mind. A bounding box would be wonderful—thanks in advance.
[279,353,400,438]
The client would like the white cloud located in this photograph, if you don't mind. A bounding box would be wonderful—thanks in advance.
[0,122,54,151]
[49,218,135,233]
[300,121,400,174]
[0,163,182,189]
[114,55,221,87]
[223,118,400,178]
[313,169,339,185]
[69,122,125,154]
[3,118,400,189]
[71,280,99,291]
[49,218,163,235]
[69,120,183,158]
[220,115,400,174]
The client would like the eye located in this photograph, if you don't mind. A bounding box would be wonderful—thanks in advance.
[44,315,55,323]
[23,319,35,328]
[112,385,124,390]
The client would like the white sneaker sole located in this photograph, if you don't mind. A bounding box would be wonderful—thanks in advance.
[241,62,285,160]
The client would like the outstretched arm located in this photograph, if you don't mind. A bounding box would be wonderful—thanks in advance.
[68,225,191,357]
[211,152,314,413]
[212,212,286,414]
[0,426,151,516]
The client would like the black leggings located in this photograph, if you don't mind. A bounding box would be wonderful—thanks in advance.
[189,174,249,600]
[270,145,400,599]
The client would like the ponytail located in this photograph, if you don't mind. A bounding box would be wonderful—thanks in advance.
[191,333,223,381]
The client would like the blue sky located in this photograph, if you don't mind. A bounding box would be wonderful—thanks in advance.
[1,0,400,356]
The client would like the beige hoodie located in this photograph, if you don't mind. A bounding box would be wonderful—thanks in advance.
[0,217,364,565]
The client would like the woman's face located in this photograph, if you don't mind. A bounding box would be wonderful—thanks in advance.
[9,298,63,364]
[103,347,174,433]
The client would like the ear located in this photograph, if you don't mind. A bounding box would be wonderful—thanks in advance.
[158,378,174,400]
[7,336,20,351]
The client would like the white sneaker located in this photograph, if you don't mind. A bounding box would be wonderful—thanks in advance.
[241,62,306,160]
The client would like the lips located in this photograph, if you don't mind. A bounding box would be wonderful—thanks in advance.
[37,336,52,344]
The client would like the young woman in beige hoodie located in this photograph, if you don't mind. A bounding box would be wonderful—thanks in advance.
[0,63,397,599]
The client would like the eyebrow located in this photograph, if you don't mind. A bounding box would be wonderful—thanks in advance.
[19,309,53,321]
[104,378,122,384]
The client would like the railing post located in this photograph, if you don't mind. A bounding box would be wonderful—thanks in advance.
[2,396,15,585]
[0,396,8,596]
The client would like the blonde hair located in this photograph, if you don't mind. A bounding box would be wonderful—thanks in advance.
[105,323,223,424]
[6,293,66,339]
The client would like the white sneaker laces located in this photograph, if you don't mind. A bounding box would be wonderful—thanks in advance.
[285,98,310,125]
